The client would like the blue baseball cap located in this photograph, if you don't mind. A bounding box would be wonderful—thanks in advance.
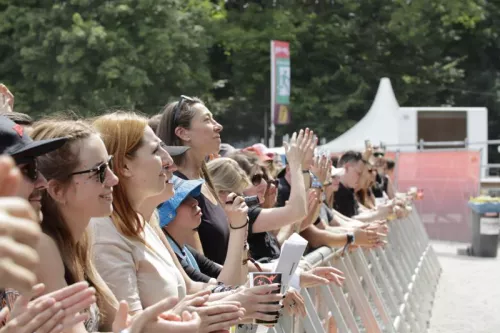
[157,175,204,228]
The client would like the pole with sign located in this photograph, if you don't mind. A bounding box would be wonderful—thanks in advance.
[269,40,290,148]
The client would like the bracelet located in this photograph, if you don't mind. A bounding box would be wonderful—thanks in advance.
[302,170,311,174]
[230,219,248,230]
[341,233,355,256]
[346,233,355,245]
[229,216,250,230]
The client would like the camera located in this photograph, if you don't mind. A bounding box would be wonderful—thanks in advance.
[244,195,260,207]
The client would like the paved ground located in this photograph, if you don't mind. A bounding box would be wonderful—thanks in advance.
[429,241,500,333]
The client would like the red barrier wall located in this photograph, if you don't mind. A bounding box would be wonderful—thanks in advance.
[395,150,481,242]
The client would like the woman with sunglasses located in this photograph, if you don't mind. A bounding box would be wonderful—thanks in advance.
[207,157,346,317]
[224,130,310,262]
[156,96,233,265]
[30,119,202,333]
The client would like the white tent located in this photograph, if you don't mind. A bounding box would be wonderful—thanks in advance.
[319,77,400,153]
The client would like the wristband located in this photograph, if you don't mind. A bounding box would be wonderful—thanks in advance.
[230,218,249,230]
[346,233,355,245]
[342,233,355,256]
[302,170,311,174]
[120,330,130,333]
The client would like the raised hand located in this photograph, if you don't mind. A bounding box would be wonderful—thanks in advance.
[0,84,14,113]
[283,129,307,168]
[301,129,317,171]
[310,155,331,185]
[0,197,41,294]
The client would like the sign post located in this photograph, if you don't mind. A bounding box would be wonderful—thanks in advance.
[270,40,290,148]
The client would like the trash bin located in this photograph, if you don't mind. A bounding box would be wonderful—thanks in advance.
[468,201,500,258]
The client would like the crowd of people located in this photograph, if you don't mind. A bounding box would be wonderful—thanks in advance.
[0,84,415,333]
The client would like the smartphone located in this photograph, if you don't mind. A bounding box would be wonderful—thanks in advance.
[244,195,260,207]
[365,139,371,149]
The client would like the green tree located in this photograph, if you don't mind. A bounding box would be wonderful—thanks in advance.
[0,0,216,117]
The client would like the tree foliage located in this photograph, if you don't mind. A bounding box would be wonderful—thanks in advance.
[1,0,499,157]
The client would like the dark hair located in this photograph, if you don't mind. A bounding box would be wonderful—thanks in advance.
[330,155,340,168]
[0,111,33,126]
[228,151,263,177]
[148,114,163,133]
[156,97,219,198]
[386,159,395,171]
[338,150,363,167]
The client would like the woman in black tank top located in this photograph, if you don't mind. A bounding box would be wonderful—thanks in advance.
[156,96,232,264]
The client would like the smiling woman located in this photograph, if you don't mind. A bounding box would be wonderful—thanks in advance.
[90,111,190,314]
[30,119,120,332]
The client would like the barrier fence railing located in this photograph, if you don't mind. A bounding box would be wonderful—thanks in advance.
[246,206,442,333]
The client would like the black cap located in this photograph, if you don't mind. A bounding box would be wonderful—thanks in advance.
[0,115,68,164]
[165,145,190,156]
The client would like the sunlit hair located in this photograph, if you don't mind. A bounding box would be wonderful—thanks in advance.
[93,111,149,243]
[31,119,118,317]
[156,97,218,199]
[207,158,250,194]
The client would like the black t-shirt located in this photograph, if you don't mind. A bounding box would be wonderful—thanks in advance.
[372,173,388,198]
[176,245,222,283]
[247,206,281,262]
[175,171,230,265]
[333,182,359,218]
[276,176,291,208]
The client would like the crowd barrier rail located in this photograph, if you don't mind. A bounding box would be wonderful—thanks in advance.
[242,207,442,333]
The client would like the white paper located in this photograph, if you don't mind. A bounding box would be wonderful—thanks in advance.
[480,217,500,235]
[274,233,308,286]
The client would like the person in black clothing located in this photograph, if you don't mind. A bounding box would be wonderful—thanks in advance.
[228,131,312,262]
[156,96,232,265]
[334,151,364,218]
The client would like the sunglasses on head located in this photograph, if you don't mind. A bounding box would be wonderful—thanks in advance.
[172,95,195,126]
[69,156,114,184]
[20,159,38,182]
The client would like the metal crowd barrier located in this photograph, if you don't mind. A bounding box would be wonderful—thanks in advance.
[257,207,442,333]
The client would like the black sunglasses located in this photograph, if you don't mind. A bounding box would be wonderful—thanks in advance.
[251,174,264,186]
[374,152,385,158]
[172,95,195,126]
[20,159,38,182]
[69,156,113,184]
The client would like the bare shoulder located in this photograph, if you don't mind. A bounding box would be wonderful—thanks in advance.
[35,233,67,292]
